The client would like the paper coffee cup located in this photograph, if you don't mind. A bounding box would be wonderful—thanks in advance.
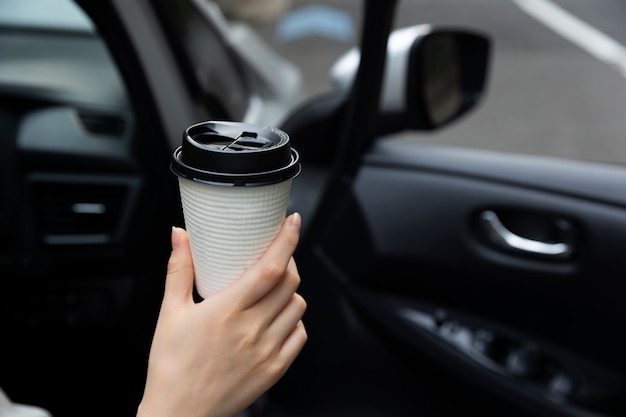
[171,121,300,298]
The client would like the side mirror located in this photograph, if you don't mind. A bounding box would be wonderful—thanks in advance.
[280,24,491,166]
[331,24,491,133]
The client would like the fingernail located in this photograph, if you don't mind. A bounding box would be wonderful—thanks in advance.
[171,226,183,249]
[288,212,301,232]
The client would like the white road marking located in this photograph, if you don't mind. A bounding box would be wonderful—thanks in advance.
[512,0,626,77]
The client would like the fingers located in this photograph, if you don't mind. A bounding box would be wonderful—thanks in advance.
[268,292,307,342]
[252,258,300,328]
[277,320,308,373]
[163,226,195,305]
[231,213,301,308]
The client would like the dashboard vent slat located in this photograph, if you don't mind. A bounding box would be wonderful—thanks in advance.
[30,181,129,245]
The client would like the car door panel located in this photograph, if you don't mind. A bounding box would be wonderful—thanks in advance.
[350,139,626,370]
[276,137,626,417]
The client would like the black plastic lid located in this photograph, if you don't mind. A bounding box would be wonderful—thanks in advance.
[171,121,300,186]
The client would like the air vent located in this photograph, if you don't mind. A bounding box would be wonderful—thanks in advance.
[30,180,131,245]
[77,111,127,136]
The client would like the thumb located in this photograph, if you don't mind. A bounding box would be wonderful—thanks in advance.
[163,226,195,304]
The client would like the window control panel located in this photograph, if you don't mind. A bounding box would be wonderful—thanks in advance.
[348,287,626,415]
[394,303,623,411]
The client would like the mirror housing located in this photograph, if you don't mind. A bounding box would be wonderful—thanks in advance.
[331,24,491,133]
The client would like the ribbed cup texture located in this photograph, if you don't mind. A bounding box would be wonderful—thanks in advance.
[178,177,292,298]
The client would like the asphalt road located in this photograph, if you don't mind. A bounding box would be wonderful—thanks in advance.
[246,0,626,165]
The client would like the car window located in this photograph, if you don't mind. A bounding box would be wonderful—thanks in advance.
[388,1,626,166]
[0,0,129,112]
[222,0,626,166]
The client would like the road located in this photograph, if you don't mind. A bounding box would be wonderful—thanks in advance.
[244,0,626,165]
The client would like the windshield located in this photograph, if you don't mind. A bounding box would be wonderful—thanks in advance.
[151,0,250,120]
[0,0,94,33]
[218,0,360,101]
[0,0,129,110]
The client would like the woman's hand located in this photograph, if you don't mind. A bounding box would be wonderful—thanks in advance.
[137,213,307,417]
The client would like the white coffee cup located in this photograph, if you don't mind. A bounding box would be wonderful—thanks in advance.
[171,121,300,299]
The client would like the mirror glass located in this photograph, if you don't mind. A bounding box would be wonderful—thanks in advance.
[421,33,463,125]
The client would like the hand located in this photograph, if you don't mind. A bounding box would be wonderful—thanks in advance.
[137,213,307,417]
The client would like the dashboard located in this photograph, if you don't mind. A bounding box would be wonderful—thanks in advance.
[0,28,174,332]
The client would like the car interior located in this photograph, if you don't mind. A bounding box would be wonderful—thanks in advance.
[2,1,626,417]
